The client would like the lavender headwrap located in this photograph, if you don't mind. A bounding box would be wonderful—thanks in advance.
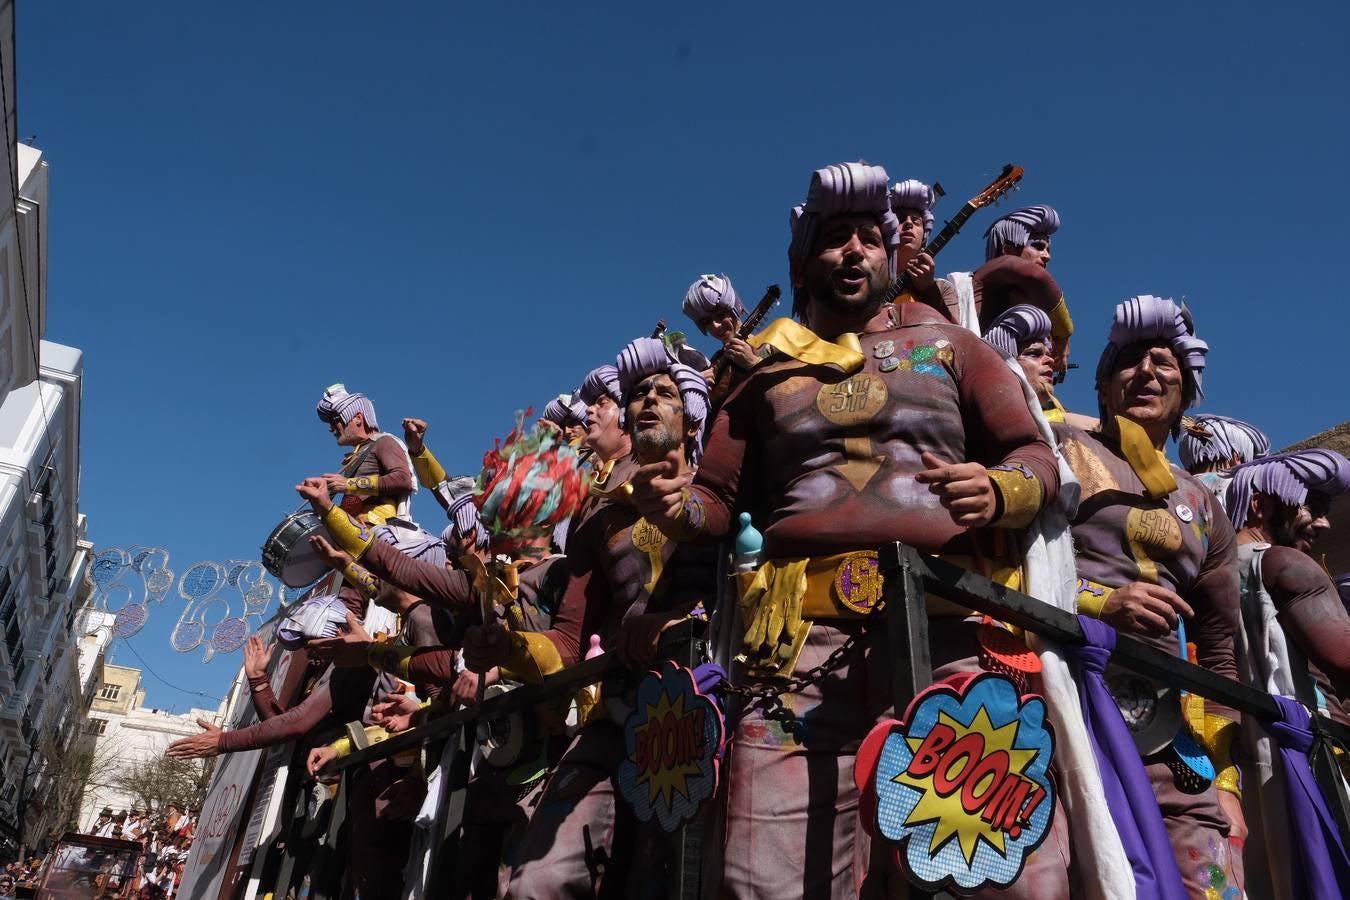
[276,594,351,650]
[578,365,622,407]
[984,205,1061,261]
[1094,296,1208,419]
[1177,414,1271,473]
[788,162,901,315]
[982,304,1053,360]
[1226,449,1350,529]
[614,337,711,463]
[889,178,937,236]
[316,383,380,431]
[445,491,490,551]
[682,274,746,332]
[373,524,448,569]
[542,392,588,429]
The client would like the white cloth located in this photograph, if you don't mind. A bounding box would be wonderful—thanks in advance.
[1007,356,1135,900]
[948,271,982,335]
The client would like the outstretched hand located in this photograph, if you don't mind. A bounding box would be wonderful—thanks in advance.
[308,534,351,571]
[914,452,997,528]
[630,449,691,524]
[402,418,428,455]
[165,719,223,760]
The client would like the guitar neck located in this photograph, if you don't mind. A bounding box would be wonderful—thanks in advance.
[737,286,781,339]
[882,201,979,304]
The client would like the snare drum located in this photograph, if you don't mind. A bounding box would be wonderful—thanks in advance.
[261,510,327,587]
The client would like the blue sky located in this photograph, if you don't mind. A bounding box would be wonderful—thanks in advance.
[18,1,1350,708]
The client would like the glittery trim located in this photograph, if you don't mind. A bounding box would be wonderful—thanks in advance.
[1076,578,1112,618]
[986,464,1044,529]
[1201,714,1241,796]
[500,631,565,684]
[346,474,378,495]
[411,447,448,489]
[322,506,374,559]
[342,561,379,599]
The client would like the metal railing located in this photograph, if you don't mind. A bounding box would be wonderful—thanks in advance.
[328,542,1350,882]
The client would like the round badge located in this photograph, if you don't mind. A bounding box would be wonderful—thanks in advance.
[1175,504,1194,523]
[833,551,884,614]
[873,339,896,359]
[815,373,889,426]
[631,518,668,554]
[879,357,901,373]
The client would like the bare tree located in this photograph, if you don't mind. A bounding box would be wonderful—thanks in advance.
[107,755,216,815]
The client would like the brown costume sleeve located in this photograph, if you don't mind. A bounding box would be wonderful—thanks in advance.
[247,675,284,720]
[405,648,457,690]
[362,539,476,609]
[915,279,957,322]
[1264,546,1350,693]
[218,682,335,753]
[953,335,1060,513]
[371,437,414,496]
[681,388,751,543]
[1190,498,1241,723]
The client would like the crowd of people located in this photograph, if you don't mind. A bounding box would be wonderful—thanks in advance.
[86,803,195,898]
[164,159,1350,900]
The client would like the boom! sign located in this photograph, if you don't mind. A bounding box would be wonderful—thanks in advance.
[617,660,724,832]
[856,672,1055,893]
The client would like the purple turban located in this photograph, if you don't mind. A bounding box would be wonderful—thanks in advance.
[1094,295,1208,416]
[788,162,901,315]
[984,205,1061,261]
[578,365,622,407]
[276,594,351,650]
[542,392,588,429]
[682,274,746,332]
[373,524,448,569]
[1177,414,1271,473]
[316,383,379,431]
[889,178,937,236]
[1226,449,1350,529]
[614,337,711,463]
[445,488,489,551]
[982,304,1053,360]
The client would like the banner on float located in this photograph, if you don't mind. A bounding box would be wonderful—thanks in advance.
[856,672,1056,894]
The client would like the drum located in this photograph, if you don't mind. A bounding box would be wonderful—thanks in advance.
[261,510,327,587]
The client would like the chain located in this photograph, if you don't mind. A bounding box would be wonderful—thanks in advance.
[721,625,871,703]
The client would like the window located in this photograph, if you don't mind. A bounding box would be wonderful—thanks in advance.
[86,718,108,736]
[97,683,121,701]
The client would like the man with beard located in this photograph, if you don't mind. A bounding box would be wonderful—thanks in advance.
[1178,413,1271,509]
[463,337,714,898]
[1055,295,1245,898]
[1223,449,1350,897]
[631,161,1066,898]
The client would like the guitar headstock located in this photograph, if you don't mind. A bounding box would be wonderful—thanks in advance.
[970,164,1025,210]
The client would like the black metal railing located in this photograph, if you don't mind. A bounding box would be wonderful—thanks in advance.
[327,542,1350,886]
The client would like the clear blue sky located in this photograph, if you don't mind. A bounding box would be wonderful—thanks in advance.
[18,1,1350,708]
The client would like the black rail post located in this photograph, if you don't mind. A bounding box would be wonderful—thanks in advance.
[887,551,932,711]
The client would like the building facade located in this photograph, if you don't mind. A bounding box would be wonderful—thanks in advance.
[77,664,223,830]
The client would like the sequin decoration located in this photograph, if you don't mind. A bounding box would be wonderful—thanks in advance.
[882,338,956,378]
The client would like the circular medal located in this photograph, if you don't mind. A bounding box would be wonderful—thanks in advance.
[1175,504,1194,523]
[815,374,888,426]
[833,552,884,614]
[879,357,901,373]
[873,339,896,359]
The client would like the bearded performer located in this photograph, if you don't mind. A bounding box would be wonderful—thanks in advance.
[314,384,415,524]
[1178,413,1271,508]
[1222,449,1350,897]
[1055,295,1246,898]
[462,337,714,897]
[628,161,1087,899]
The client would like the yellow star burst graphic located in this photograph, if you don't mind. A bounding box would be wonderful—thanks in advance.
[632,691,705,810]
[892,708,1040,866]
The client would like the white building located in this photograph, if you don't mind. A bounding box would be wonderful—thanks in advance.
[77,664,223,829]
[0,60,94,852]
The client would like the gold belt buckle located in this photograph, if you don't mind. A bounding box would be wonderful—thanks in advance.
[832,551,884,615]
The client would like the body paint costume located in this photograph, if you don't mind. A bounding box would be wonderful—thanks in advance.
[315,384,415,525]
[501,338,717,899]
[1057,295,1244,899]
[1224,449,1350,898]
[663,162,1068,899]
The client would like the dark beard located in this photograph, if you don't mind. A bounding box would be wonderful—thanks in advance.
[802,265,889,317]
[632,426,682,464]
[1269,503,1302,548]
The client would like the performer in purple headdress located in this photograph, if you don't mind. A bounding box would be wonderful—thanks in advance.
[1223,448,1350,896]
[632,161,1074,898]
[682,273,761,384]
[464,336,716,897]
[1055,295,1247,898]
[1178,413,1271,508]
[312,383,415,525]
[985,204,1060,268]
[888,177,958,316]
[982,304,1066,422]
[539,391,589,445]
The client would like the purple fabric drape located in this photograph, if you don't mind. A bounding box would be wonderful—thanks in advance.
[1068,616,1188,900]
[1264,696,1350,898]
